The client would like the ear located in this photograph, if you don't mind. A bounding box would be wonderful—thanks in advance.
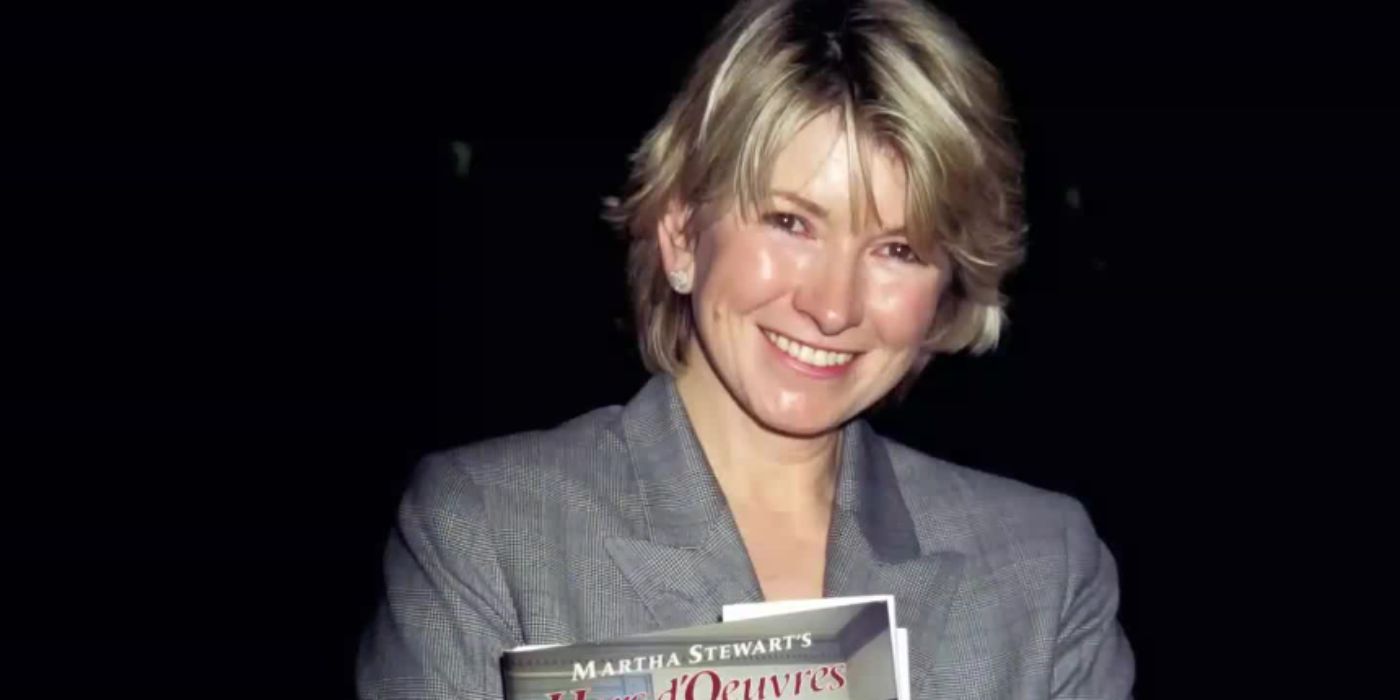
[655,200,695,278]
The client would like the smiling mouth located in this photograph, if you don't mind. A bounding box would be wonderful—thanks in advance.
[762,329,858,368]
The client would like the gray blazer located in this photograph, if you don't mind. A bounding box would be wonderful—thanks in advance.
[357,376,1134,699]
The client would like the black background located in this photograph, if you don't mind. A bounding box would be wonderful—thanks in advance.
[8,3,1393,697]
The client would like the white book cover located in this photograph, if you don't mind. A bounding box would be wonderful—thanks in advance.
[722,596,909,700]
[504,599,899,700]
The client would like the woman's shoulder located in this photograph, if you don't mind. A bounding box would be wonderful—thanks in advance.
[409,403,635,506]
[873,433,1099,544]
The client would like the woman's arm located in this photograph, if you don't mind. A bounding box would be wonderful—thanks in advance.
[1050,500,1136,699]
[357,452,522,700]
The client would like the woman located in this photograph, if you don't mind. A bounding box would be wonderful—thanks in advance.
[359,0,1134,698]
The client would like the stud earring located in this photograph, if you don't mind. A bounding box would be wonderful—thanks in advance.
[667,269,692,294]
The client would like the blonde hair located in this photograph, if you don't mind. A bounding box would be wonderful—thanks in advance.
[605,0,1025,375]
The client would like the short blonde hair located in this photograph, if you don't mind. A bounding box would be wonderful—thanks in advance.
[606,0,1025,375]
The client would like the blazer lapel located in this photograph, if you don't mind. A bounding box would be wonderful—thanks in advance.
[607,375,965,678]
[824,421,967,678]
[606,376,763,629]
[605,527,763,629]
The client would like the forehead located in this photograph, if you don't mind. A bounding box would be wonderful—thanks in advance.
[766,111,908,232]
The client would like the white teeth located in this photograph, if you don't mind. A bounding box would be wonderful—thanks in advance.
[763,330,854,368]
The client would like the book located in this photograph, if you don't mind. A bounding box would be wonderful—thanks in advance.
[503,598,902,700]
[721,596,909,700]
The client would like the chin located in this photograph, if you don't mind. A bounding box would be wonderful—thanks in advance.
[746,395,849,438]
[757,416,839,439]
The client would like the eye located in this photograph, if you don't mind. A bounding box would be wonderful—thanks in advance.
[880,241,925,264]
[762,211,810,237]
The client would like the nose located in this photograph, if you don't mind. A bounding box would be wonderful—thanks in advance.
[793,255,864,336]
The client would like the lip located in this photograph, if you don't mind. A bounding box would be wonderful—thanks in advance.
[758,326,861,355]
[760,328,859,379]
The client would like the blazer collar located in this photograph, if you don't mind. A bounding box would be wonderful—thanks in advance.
[616,373,734,550]
[610,374,965,649]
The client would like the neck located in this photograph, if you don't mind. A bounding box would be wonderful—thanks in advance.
[672,345,841,514]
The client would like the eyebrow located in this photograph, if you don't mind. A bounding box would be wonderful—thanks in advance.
[772,190,829,220]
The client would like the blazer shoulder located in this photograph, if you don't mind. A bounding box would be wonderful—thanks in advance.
[410,403,633,508]
[875,439,1132,695]
[878,435,1090,539]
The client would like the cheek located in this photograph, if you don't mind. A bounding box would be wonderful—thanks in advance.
[867,274,941,347]
[699,228,807,314]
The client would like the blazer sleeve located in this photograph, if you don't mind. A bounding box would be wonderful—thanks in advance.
[1050,499,1136,700]
[357,452,522,700]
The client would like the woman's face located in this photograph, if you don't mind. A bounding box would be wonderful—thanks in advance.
[667,111,951,437]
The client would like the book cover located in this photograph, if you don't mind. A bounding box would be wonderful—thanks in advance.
[503,600,898,700]
[722,596,908,700]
